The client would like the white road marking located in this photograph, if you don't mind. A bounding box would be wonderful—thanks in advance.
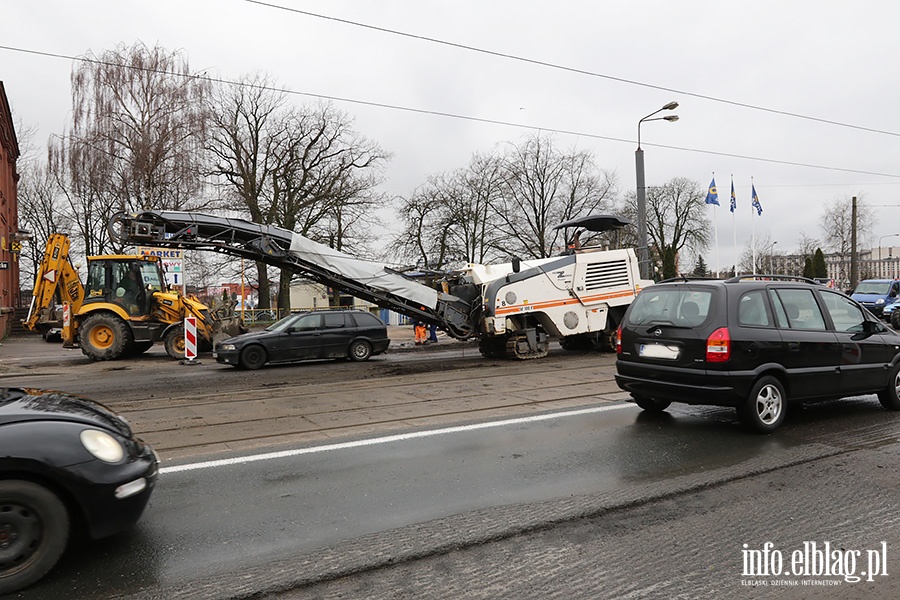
[159,402,634,474]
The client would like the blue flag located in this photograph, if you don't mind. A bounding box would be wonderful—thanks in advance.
[751,184,763,216]
[730,179,736,213]
[705,178,719,206]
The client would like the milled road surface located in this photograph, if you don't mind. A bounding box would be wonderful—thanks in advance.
[1,332,619,463]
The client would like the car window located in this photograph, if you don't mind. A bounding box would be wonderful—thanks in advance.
[294,314,321,331]
[625,288,713,327]
[323,313,346,329]
[738,291,772,327]
[820,290,866,332]
[352,312,385,328]
[854,281,891,295]
[769,290,789,328]
[771,288,827,331]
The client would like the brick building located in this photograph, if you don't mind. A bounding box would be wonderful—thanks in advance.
[0,82,22,338]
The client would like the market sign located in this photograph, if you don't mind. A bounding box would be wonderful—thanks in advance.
[136,246,184,287]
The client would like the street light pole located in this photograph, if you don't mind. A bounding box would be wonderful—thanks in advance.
[879,233,900,263]
[636,101,679,280]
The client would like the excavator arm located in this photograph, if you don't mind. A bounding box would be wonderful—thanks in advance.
[109,211,479,339]
[23,234,85,334]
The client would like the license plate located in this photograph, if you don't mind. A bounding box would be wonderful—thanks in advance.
[212,352,218,358]
[640,343,680,360]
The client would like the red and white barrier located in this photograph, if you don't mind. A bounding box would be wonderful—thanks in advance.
[184,316,198,361]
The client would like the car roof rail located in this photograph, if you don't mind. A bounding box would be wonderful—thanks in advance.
[724,274,817,284]
[657,275,722,284]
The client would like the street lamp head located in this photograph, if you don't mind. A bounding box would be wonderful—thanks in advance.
[662,101,679,110]
[663,115,679,122]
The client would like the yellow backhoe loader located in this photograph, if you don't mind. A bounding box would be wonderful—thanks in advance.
[23,234,244,361]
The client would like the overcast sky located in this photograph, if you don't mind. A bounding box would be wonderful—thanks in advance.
[4,0,900,271]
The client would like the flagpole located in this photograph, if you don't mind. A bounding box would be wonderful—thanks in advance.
[705,173,720,277]
[711,171,720,277]
[751,177,757,274]
[714,205,720,277]
[731,175,737,276]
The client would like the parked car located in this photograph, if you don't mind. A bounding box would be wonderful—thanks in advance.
[615,275,900,433]
[883,298,900,325]
[214,309,390,369]
[0,387,158,594]
[850,278,900,317]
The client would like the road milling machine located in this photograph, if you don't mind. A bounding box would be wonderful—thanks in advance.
[109,211,654,360]
[23,233,244,360]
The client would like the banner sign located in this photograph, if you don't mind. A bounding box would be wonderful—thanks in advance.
[136,246,184,287]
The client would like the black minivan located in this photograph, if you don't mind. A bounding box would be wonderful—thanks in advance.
[615,276,900,432]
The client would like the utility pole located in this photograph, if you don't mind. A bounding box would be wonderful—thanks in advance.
[850,196,858,289]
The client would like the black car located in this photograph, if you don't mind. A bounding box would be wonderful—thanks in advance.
[214,309,391,369]
[615,275,900,433]
[0,387,158,594]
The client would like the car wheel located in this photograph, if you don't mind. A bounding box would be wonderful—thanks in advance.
[348,340,372,362]
[739,376,786,433]
[164,326,186,360]
[633,396,671,412]
[0,481,70,595]
[892,310,900,330]
[877,363,900,411]
[239,345,267,370]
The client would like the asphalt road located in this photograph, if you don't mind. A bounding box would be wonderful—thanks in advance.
[3,334,900,599]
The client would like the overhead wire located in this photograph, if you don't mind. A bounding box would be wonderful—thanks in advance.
[2,43,900,180]
[245,0,900,139]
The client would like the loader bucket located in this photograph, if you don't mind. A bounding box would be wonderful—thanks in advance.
[211,316,247,346]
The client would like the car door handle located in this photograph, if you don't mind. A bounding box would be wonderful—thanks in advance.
[788,342,800,352]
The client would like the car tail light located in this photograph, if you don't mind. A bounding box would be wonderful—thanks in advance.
[616,325,622,354]
[706,327,731,362]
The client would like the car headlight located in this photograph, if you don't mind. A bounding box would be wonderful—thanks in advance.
[219,343,236,351]
[877,299,886,305]
[80,429,125,463]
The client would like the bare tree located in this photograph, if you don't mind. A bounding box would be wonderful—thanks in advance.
[13,119,66,288]
[391,177,450,269]
[819,196,874,284]
[620,177,711,279]
[64,41,212,250]
[207,74,289,308]
[491,134,617,259]
[391,153,507,269]
[445,154,504,265]
[739,232,778,274]
[47,132,117,256]
[268,105,388,310]
[208,77,389,309]
[392,135,616,267]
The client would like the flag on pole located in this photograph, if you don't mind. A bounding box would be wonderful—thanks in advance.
[730,179,737,213]
[751,184,763,215]
[705,177,719,206]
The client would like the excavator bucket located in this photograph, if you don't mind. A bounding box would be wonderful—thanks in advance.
[209,300,247,346]
[211,317,246,345]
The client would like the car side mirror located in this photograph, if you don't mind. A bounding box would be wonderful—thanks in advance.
[863,320,886,334]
